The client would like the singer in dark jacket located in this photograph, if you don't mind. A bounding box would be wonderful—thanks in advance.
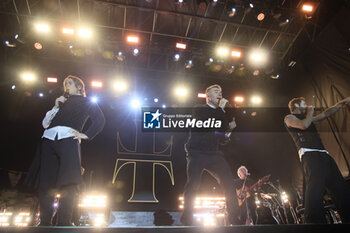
[181,84,239,226]
[39,75,105,226]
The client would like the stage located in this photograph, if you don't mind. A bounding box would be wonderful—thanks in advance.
[0,224,349,233]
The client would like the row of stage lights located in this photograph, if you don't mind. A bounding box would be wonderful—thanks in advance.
[15,72,263,107]
[5,22,271,68]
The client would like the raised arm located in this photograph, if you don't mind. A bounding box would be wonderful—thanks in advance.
[312,97,350,123]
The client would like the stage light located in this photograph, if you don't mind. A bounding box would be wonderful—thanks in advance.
[154,98,159,103]
[216,47,229,57]
[178,0,184,3]
[253,70,260,76]
[116,51,124,61]
[174,53,180,61]
[69,45,73,49]
[93,213,105,227]
[234,96,244,103]
[15,34,18,39]
[302,4,313,13]
[91,96,99,103]
[249,49,268,66]
[21,73,35,82]
[78,28,92,38]
[127,36,139,44]
[176,42,187,49]
[231,50,241,58]
[251,96,262,104]
[198,93,206,98]
[4,40,16,47]
[279,18,290,27]
[79,195,107,208]
[5,40,9,45]
[228,8,236,17]
[47,77,58,83]
[133,48,139,56]
[35,23,50,32]
[11,85,16,90]
[38,93,44,98]
[271,74,280,79]
[131,99,141,109]
[175,87,188,97]
[113,80,128,92]
[209,58,214,63]
[0,212,13,226]
[34,42,42,50]
[281,191,289,203]
[62,27,75,35]
[257,13,265,21]
[91,81,103,88]
[249,3,254,8]
[14,212,31,227]
[162,104,166,108]
[185,60,193,69]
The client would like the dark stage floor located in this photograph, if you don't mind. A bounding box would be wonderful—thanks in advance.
[1,224,349,233]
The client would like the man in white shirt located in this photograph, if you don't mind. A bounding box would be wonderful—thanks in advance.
[39,75,105,226]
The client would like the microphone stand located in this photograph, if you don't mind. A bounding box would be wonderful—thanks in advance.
[240,174,254,225]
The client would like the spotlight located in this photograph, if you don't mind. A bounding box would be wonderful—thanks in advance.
[91,81,103,88]
[78,28,92,38]
[116,51,124,61]
[162,104,166,108]
[79,195,107,208]
[253,70,260,76]
[216,47,229,57]
[228,8,236,17]
[133,48,139,56]
[302,4,313,13]
[176,42,187,49]
[249,3,254,8]
[271,74,280,79]
[234,96,244,103]
[251,96,262,104]
[209,58,214,63]
[47,77,58,83]
[185,60,193,69]
[154,98,159,103]
[198,93,206,98]
[5,40,16,47]
[281,191,289,203]
[131,99,141,109]
[174,53,180,61]
[38,92,44,97]
[0,212,13,226]
[231,50,241,58]
[35,23,50,32]
[62,27,75,35]
[11,85,16,90]
[127,36,139,44]
[175,87,188,97]
[34,42,43,50]
[113,81,127,92]
[257,13,265,21]
[13,212,31,227]
[21,73,35,82]
[249,49,268,66]
[69,45,73,49]
[91,96,99,103]
[14,34,19,39]
[279,18,290,27]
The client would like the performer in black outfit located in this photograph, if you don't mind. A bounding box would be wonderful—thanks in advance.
[233,166,257,225]
[284,97,350,223]
[39,75,105,226]
[181,84,239,226]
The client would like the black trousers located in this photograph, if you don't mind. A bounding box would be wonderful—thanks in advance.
[182,150,239,225]
[39,138,81,226]
[302,151,350,223]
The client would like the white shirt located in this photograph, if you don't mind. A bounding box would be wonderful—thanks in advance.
[298,148,329,161]
[42,107,77,140]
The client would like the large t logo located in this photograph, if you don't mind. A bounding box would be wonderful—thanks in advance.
[112,120,174,203]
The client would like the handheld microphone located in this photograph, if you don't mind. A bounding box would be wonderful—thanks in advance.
[58,91,70,108]
[246,172,251,176]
